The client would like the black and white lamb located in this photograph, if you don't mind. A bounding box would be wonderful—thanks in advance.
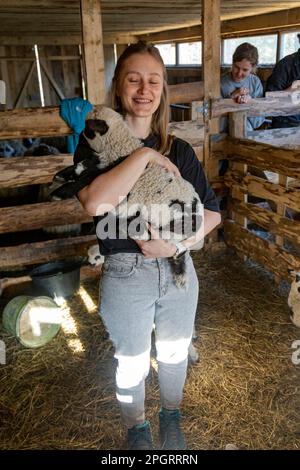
[51,106,204,288]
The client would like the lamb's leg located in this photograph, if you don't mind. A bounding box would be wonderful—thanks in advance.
[50,170,101,200]
[188,326,199,364]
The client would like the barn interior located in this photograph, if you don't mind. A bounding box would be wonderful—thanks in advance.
[0,0,299,450]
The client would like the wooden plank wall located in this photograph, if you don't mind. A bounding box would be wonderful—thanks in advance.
[0,45,82,109]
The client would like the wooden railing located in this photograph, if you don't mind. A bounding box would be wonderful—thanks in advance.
[220,90,300,282]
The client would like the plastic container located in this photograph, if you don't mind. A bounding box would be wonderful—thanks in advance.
[30,259,82,299]
[2,295,62,348]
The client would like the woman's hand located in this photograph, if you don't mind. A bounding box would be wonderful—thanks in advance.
[142,147,181,177]
[231,87,251,104]
[135,224,177,258]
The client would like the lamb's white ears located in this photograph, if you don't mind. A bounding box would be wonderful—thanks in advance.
[288,269,300,282]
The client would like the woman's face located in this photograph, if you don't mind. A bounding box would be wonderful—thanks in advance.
[117,52,164,119]
[231,59,253,82]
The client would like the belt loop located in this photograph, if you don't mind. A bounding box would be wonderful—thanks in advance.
[136,254,142,267]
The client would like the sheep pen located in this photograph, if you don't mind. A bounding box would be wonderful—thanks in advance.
[0,247,299,450]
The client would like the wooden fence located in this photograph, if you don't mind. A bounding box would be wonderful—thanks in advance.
[217,90,300,282]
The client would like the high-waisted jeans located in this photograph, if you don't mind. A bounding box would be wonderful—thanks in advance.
[99,251,199,428]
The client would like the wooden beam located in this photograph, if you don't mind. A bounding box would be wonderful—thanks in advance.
[0,107,73,139]
[210,133,229,160]
[104,33,137,45]
[0,87,204,139]
[0,36,82,46]
[222,7,300,36]
[227,138,300,178]
[0,200,92,234]
[169,81,203,104]
[168,120,204,147]
[0,235,96,269]
[224,220,300,281]
[116,44,128,59]
[228,112,248,262]
[139,7,300,43]
[0,155,73,188]
[212,95,300,118]
[80,0,105,105]
[224,170,300,213]
[230,198,300,247]
[202,0,220,181]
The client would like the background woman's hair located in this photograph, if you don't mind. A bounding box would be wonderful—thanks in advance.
[232,42,259,69]
[111,41,170,154]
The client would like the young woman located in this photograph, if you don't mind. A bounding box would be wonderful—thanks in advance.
[221,42,264,132]
[78,42,220,450]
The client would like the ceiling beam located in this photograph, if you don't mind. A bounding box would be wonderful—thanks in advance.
[0,33,137,46]
[139,7,300,43]
[0,35,82,46]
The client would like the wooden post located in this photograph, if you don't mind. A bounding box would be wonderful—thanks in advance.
[228,111,248,261]
[202,0,221,245]
[202,0,220,180]
[104,44,116,104]
[80,0,105,105]
[116,44,128,60]
[275,174,288,284]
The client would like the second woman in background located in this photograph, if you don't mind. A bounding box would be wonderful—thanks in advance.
[220,42,264,133]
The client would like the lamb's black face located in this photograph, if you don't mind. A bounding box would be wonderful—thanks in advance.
[84,119,109,139]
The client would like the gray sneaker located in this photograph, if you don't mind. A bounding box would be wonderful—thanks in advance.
[127,421,154,450]
[159,408,187,450]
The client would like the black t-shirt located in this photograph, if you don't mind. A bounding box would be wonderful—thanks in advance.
[76,135,220,256]
[266,49,300,127]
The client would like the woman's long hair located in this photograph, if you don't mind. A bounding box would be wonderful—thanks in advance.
[111,41,170,154]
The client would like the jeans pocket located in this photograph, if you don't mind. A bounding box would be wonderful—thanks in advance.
[103,258,136,278]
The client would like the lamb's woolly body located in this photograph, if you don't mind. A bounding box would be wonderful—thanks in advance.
[83,108,202,244]
[288,275,300,327]
[51,106,203,288]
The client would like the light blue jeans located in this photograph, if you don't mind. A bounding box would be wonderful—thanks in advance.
[99,252,199,428]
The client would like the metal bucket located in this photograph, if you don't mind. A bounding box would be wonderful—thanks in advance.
[2,295,62,348]
[30,259,82,299]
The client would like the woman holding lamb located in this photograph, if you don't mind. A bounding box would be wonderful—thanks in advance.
[77,41,221,450]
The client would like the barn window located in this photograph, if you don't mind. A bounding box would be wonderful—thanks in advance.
[280,31,300,58]
[222,34,277,65]
[155,43,176,66]
[178,42,202,65]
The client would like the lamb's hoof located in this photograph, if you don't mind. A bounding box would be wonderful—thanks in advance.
[225,444,239,450]
[290,314,300,328]
[188,342,199,364]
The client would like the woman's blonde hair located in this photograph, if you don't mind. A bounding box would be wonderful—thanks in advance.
[111,41,170,154]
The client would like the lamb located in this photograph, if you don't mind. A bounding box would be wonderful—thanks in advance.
[288,270,300,328]
[51,106,204,289]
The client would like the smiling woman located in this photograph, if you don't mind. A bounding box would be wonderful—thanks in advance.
[75,41,220,451]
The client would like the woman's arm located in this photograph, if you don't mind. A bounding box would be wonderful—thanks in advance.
[78,147,180,216]
[136,209,221,258]
[181,209,221,250]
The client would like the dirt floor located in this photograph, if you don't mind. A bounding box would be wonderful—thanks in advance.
[0,247,299,450]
